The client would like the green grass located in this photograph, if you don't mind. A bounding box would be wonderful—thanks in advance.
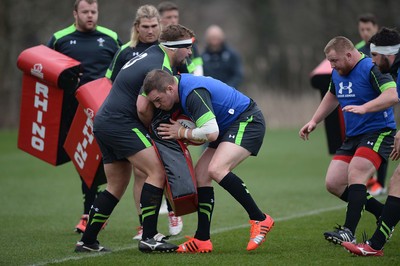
[1,128,399,265]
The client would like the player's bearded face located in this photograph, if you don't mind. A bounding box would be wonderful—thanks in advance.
[175,46,192,66]
[372,54,391,73]
[326,51,352,76]
[74,2,98,32]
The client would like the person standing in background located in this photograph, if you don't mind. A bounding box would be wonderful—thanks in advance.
[105,5,160,82]
[355,13,379,57]
[202,25,243,89]
[46,0,121,234]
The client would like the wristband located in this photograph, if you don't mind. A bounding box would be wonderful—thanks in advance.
[184,128,189,139]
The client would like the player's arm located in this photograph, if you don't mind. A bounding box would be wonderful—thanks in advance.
[137,91,154,128]
[342,67,398,114]
[299,80,339,140]
[156,88,219,142]
[184,88,219,142]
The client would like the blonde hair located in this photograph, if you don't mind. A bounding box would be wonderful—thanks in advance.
[130,5,160,48]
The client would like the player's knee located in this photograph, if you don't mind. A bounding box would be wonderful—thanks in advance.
[106,180,129,199]
[207,164,225,182]
[325,179,339,196]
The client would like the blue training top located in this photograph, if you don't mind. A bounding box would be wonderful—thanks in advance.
[178,74,250,134]
[329,56,396,136]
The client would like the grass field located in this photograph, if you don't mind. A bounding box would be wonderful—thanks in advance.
[1,128,399,266]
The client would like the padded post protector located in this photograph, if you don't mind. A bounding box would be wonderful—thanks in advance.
[63,105,105,188]
[153,139,198,216]
[63,78,112,188]
[150,110,198,216]
[75,77,112,117]
[16,45,81,165]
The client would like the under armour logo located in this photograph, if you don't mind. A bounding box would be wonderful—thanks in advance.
[229,134,235,139]
[338,82,353,94]
[97,37,105,47]
[367,141,374,146]
[132,52,140,57]
[70,40,77,45]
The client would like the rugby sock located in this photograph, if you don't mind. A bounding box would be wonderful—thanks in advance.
[81,177,98,214]
[81,190,119,244]
[140,183,163,240]
[365,192,384,220]
[219,172,265,221]
[194,187,214,241]
[343,184,366,234]
[369,195,400,250]
[340,187,383,220]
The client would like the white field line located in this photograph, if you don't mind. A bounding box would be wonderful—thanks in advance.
[30,204,346,266]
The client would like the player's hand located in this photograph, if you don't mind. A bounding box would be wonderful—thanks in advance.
[157,119,181,139]
[299,121,316,141]
[342,105,366,114]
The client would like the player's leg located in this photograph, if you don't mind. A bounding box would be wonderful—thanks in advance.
[343,166,400,256]
[210,142,266,220]
[132,166,146,240]
[367,167,400,250]
[74,176,96,233]
[76,160,132,252]
[210,141,274,251]
[325,158,350,197]
[177,147,215,253]
[344,130,395,237]
[130,147,177,253]
[345,154,377,232]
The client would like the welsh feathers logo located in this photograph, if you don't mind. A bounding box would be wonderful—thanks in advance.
[97,38,105,47]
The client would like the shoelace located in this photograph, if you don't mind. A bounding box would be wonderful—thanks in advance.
[154,233,169,241]
[169,215,179,227]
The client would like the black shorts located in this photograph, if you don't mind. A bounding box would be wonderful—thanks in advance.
[208,102,266,156]
[94,120,152,164]
[335,128,395,161]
